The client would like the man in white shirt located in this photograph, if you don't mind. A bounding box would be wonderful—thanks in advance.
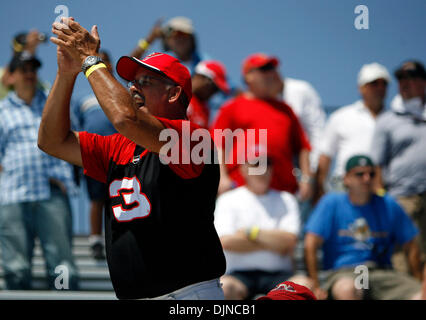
[283,77,326,172]
[214,145,301,300]
[315,63,391,200]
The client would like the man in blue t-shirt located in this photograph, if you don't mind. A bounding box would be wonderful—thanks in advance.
[304,155,424,300]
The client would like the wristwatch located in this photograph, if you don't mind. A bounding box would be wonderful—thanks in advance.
[81,55,103,74]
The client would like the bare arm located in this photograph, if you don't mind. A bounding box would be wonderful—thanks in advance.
[129,18,164,59]
[220,232,263,253]
[48,18,169,154]
[38,72,82,166]
[403,239,423,280]
[256,229,298,255]
[221,229,297,255]
[38,23,84,166]
[314,154,331,203]
[85,67,166,153]
[217,147,233,196]
[304,233,324,289]
[373,166,386,194]
[298,148,314,201]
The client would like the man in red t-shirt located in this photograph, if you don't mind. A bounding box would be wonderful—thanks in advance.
[38,18,226,300]
[211,53,313,198]
[187,60,230,128]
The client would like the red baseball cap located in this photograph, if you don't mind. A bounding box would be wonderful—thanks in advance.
[242,53,279,76]
[195,60,230,94]
[116,52,192,101]
[257,281,317,300]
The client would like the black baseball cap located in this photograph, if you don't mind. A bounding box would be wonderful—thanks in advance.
[11,32,27,53]
[8,51,42,73]
[394,60,426,80]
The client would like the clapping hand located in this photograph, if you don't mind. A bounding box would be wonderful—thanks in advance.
[51,17,100,75]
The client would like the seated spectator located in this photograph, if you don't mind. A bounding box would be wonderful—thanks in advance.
[315,63,390,201]
[72,50,117,260]
[304,155,424,300]
[214,145,301,300]
[187,60,230,128]
[370,60,426,277]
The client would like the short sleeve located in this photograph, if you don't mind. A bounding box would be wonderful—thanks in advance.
[213,193,237,237]
[301,84,326,148]
[79,132,132,183]
[289,106,312,153]
[318,112,340,157]
[304,194,335,241]
[370,115,390,166]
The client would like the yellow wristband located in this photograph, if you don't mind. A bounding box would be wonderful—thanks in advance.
[248,226,260,241]
[376,188,386,196]
[138,38,150,51]
[85,63,107,78]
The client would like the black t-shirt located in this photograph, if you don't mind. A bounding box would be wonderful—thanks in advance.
[79,117,226,299]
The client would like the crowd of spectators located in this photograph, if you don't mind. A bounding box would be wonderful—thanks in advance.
[0,16,425,300]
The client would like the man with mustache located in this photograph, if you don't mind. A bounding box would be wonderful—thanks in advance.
[38,17,226,300]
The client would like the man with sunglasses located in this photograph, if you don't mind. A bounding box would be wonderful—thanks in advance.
[0,52,79,290]
[39,18,226,299]
[304,155,424,300]
[211,53,313,200]
[370,60,426,279]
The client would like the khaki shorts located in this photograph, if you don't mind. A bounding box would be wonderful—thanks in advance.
[398,193,426,260]
[323,266,421,300]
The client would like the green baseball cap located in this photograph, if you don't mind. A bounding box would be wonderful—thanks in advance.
[345,155,374,173]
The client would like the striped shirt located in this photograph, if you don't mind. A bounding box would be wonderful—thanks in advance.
[0,90,77,204]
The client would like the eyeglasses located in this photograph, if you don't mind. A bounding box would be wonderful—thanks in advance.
[128,75,175,89]
[353,170,376,178]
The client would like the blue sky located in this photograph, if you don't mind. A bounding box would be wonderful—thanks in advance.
[1,0,425,109]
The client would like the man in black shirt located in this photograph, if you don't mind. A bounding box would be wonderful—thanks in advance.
[38,17,226,299]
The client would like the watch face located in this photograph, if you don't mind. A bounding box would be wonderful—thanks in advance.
[87,56,97,64]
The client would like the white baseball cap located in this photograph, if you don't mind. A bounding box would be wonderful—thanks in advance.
[357,63,391,86]
[164,16,194,35]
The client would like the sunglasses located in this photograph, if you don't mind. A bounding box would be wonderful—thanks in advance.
[128,75,175,89]
[17,65,38,74]
[353,170,376,178]
[258,63,276,72]
[396,70,425,80]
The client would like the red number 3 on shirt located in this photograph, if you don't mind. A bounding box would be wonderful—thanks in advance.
[109,176,152,222]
